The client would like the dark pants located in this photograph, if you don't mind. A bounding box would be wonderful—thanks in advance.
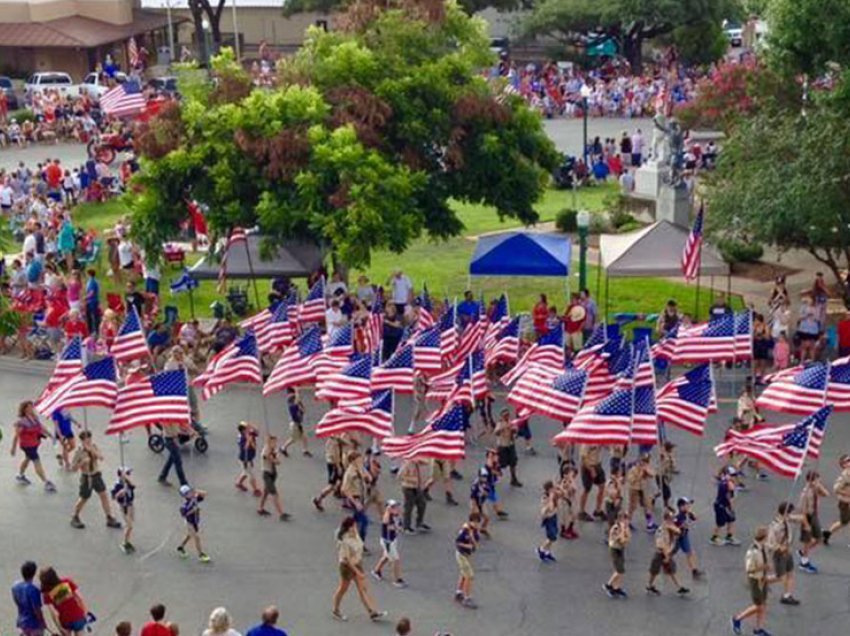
[353,506,369,540]
[85,303,100,336]
[403,487,426,530]
[159,437,187,486]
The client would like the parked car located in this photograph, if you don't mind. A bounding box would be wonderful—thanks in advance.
[25,72,80,102]
[0,76,19,110]
[723,21,743,47]
[149,76,179,97]
[80,71,127,99]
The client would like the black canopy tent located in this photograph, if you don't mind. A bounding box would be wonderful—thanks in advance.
[189,235,325,281]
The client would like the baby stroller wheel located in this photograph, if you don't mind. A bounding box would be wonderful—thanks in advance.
[194,436,209,454]
[148,434,165,453]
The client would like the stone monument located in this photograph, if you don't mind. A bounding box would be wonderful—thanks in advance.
[633,113,691,226]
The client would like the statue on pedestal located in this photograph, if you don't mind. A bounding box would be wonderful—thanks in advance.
[652,114,685,187]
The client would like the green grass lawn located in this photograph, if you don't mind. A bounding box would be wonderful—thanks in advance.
[65,184,731,323]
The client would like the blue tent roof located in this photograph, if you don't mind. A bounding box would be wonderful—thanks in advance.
[469,232,571,277]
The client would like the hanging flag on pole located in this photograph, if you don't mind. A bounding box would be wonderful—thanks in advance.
[681,202,704,282]
[100,80,146,118]
[755,363,829,415]
[110,306,150,363]
[371,345,415,393]
[170,268,199,294]
[193,331,262,400]
[39,336,83,402]
[263,326,324,394]
[382,403,466,460]
[299,277,326,324]
[107,370,191,434]
[36,357,119,416]
[508,367,587,423]
[315,390,394,439]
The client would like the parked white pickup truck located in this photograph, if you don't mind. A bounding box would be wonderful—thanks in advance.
[24,72,80,102]
[80,71,128,99]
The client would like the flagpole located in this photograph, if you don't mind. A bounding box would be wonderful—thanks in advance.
[694,242,702,321]
[242,236,263,313]
[188,286,196,319]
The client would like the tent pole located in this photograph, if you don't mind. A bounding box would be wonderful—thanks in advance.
[694,270,701,322]
[595,245,602,302]
[605,275,610,321]
[243,239,262,312]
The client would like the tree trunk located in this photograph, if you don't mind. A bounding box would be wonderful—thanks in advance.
[331,252,350,285]
[623,33,643,75]
[188,3,209,65]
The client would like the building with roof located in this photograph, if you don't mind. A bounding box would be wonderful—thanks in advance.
[0,0,175,79]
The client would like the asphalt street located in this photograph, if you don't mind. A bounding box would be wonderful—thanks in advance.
[1,361,850,636]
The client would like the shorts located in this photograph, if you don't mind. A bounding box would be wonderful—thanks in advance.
[263,471,278,495]
[542,515,559,542]
[797,331,819,342]
[581,465,605,491]
[63,618,88,632]
[609,456,622,475]
[800,514,822,543]
[610,547,625,574]
[629,489,646,509]
[79,472,106,499]
[714,503,735,527]
[773,551,793,577]
[676,533,692,555]
[339,562,357,581]
[839,501,850,526]
[381,539,400,561]
[605,501,621,526]
[749,578,768,606]
[20,628,45,636]
[22,446,40,461]
[289,421,304,440]
[487,486,499,503]
[649,551,676,576]
[185,519,200,533]
[326,463,342,485]
[498,445,517,469]
[145,278,160,295]
[455,552,474,578]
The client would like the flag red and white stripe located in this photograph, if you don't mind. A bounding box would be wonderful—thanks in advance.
[217,228,247,293]
[681,202,703,282]
[106,370,191,434]
[110,306,150,363]
[36,357,118,416]
[315,390,394,439]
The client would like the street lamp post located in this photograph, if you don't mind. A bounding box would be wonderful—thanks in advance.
[577,209,590,291]
[580,83,592,168]
[164,0,175,64]
[231,0,241,62]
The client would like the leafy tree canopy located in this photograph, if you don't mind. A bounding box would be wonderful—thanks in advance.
[766,0,850,76]
[130,3,559,270]
[282,0,530,18]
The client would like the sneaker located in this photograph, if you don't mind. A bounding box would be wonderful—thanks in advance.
[454,591,464,603]
[393,579,408,588]
[692,569,705,579]
[603,583,616,598]
[363,546,372,556]
[446,493,459,506]
[252,489,262,498]
[461,598,478,609]
[725,536,741,546]
[614,588,628,599]
[177,547,188,559]
[312,497,324,512]
[331,610,348,622]
[710,536,725,546]
[106,516,122,529]
[537,547,548,562]
[303,450,313,457]
[371,569,383,581]
[730,616,742,635]
[496,510,509,519]
[280,448,289,458]
[450,470,463,481]
[565,528,579,540]
[646,522,659,533]
[404,527,417,535]
[70,516,86,529]
[157,478,172,487]
[257,509,271,517]
[120,542,132,554]
[407,425,416,435]
[526,447,538,456]
[822,530,832,546]
[753,629,773,636]
[646,585,661,596]
[279,513,292,522]
[44,481,56,493]
[369,610,387,621]
[799,561,818,574]
[235,482,248,492]
[779,595,800,606]
[676,587,690,596]
[579,512,594,522]
[593,510,606,521]
[15,474,31,485]
[417,523,432,533]
[510,479,523,488]
[199,553,212,564]
[124,542,136,553]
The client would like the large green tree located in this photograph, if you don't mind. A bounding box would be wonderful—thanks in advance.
[522,0,734,73]
[130,4,558,272]
[766,0,850,75]
[282,0,530,18]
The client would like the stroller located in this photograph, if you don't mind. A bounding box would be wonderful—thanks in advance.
[147,419,209,454]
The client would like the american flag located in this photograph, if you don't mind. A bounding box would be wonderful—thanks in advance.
[633,338,655,388]
[508,366,587,423]
[239,308,271,332]
[39,336,83,402]
[582,339,630,406]
[107,370,191,434]
[256,301,294,354]
[671,313,736,363]
[316,355,373,406]
[263,326,324,395]
[315,390,394,439]
[501,324,565,386]
[216,227,247,293]
[681,202,704,282]
[111,306,150,363]
[194,331,262,400]
[718,406,832,479]
[36,357,118,416]
[756,362,828,415]
[365,295,384,354]
[452,318,486,364]
[656,364,711,399]
[733,310,753,360]
[382,402,466,460]
[715,413,828,461]
[128,37,140,68]
[438,302,458,360]
[372,344,415,393]
[658,377,713,436]
[631,386,658,445]
[429,350,489,406]
[483,294,509,349]
[413,326,443,374]
[312,325,355,380]
[827,357,850,411]
[573,323,607,369]
[298,277,326,324]
[553,381,633,447]
[170,269,199,294]
[485,316,521,367]
[652,324,678,361]
[415,285,434,330]
[100,80,146,118]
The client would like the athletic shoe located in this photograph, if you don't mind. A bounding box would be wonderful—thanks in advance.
[603,583,616,598]
[537,547,548,562]
[692,569,705,579]
[564,527,579,540]
[70,516,85,529]
[15,474,31,485]
[753,629,773,636]
[822,530,832,546]
[578,512,594,522]
[370,610,388,621]
[199,553,212,563]
[252,489,262,498]
[371,569,383,581]
[710,536,725,546]
[799,561,818,574]
[311,497,324,512]
[393,579,408,589]
[279,513,292,522]
[526,447,538,456]
[450,470,463,481]
[120,542,132,554]
[44,481,56,493]
[646,586,661,596]
[257,509,272,517]
[106,516,122,529]
[177,547,188,559]
[779,595,800,605]
[417,523,432,532]
[332,610,348,622]
[545,552,557,563]
[303,450,313,457]
[496,510,509,519]
[730,616,742,635]
[446,493,459,506]
[454,591,464,603]
[235,482,248,492]
[280,448,289,458]
[725,536,741,546]
[461,598,478,609]
[646,522,659,533]
[593,510,606,521]
[404,527,417,536]
[614,588,628,599]
[676,587,690,596]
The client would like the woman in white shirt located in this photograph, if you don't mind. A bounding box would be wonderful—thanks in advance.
[202,607,241,636]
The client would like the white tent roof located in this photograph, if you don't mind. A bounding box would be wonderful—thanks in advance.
[600,220,729,278]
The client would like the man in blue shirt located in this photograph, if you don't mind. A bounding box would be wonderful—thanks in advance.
[85,269,101,335]
[246,606,288,636]
[456,291,479,327]
[11,560,46,636]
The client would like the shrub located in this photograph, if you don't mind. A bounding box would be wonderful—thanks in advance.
[10,109,34,123]
[719,238,764,264]
[588,214,610,235]
[617,219,643,234]
[609,208,633,230]
[555,208,578,233]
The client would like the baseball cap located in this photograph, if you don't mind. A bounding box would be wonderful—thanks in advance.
[386,499,399,508]
[117,466,132,477]
[676,497,692,507]
[179,484,192,497]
